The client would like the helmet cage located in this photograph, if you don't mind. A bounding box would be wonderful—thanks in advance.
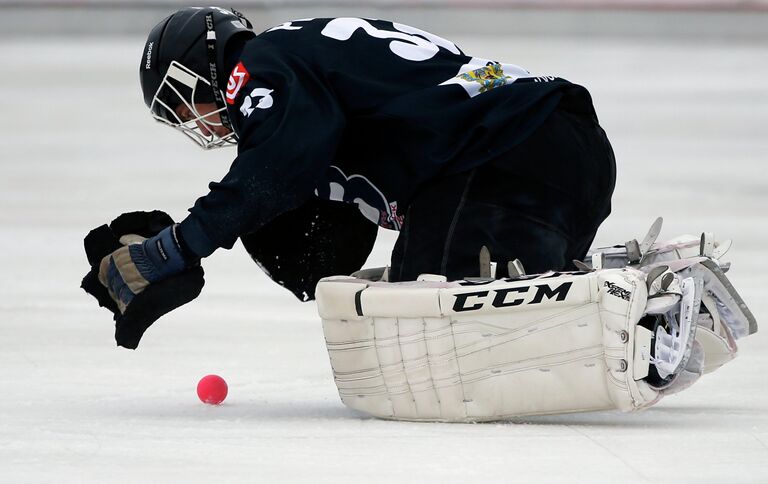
[149,61,237,150]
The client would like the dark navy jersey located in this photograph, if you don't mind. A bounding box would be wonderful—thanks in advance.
[178,17,597,258]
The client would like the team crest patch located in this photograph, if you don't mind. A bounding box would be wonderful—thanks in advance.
[457,62,512,94]
[226,62,250,105]
[440,57,530,98]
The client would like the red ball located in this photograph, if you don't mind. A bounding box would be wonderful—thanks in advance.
[197,374,228,405]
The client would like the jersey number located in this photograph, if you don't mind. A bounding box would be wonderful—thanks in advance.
[240,88,274,117]
[321,18,460,62]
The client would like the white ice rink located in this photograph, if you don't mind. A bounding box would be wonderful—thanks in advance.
[1,31,767,483]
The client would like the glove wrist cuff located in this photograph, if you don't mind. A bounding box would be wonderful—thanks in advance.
[138,226,193,283]
[171,224,199,265]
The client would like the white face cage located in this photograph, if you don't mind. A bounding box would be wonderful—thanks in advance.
[150,61,237,150]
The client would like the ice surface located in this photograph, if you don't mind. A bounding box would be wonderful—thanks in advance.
[0,35,766,483]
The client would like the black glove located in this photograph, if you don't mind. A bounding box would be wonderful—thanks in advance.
[81,211,205,349]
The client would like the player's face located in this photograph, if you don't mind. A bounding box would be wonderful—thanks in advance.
[175,102,232,138]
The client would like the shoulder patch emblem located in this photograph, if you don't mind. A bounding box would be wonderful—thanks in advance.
[240,88,274,117]
[226,62,250,105]
[457,62,512,95]
[440,58,531,98]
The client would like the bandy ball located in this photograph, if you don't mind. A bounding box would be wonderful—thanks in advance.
[197,374,228,405]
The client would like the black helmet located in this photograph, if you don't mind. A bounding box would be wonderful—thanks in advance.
[140,7,255,149]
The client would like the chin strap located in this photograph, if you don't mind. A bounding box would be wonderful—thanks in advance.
[204,13,233,133]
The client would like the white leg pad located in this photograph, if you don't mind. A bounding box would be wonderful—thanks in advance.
[319,269,666,421]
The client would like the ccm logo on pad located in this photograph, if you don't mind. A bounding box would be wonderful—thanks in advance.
[452,282,573,312]
[226,62,250,105]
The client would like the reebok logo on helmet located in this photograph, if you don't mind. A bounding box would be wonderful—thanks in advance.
[145,42,154,70]
[226,62,250,105]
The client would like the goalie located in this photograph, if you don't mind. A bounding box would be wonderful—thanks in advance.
[84,8,757,420]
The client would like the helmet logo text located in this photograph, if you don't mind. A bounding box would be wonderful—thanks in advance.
[144,42,154,70]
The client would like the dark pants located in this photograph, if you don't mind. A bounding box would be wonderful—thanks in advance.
[389,104,616,282]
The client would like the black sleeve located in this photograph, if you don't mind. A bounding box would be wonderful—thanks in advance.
[178,47,346,257]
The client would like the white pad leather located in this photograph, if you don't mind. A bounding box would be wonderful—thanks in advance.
[318,269,664,421]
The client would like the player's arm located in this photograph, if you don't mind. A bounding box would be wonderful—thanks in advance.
[101,50,346,309]
[178,54,346,258]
